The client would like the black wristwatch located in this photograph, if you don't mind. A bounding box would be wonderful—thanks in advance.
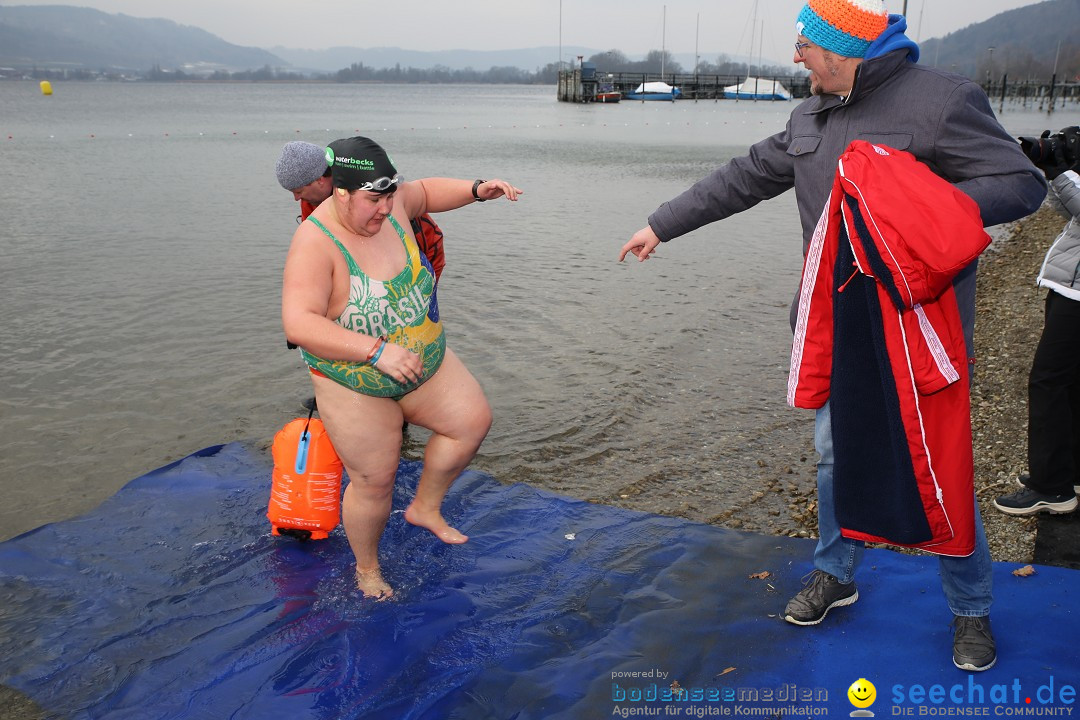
[471,179,486,202]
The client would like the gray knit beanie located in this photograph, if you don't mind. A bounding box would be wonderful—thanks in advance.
[275,141,329,190]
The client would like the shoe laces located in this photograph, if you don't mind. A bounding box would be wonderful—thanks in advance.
[794,570,835,603]
[1010,487,1070,503]
[952,616,992,644]
[800,569,836,587]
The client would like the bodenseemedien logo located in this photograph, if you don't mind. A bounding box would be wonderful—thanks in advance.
[848,678,876,717]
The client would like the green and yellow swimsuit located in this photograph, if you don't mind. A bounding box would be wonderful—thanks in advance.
[302,214,445,398]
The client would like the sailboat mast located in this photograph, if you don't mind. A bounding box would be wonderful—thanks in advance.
[661,5,667,78]
[756,18,764,99]
[748,0,758,81]
[558,0,562,72]
[695,12,700,74]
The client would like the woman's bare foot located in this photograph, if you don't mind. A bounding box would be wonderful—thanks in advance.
[404,503,469,544]
[355,566,394,600]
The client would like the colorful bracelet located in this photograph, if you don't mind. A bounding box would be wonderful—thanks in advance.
[365,337,385,363]
[369,343,386,366]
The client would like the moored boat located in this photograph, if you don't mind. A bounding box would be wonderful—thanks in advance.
[624,81,681,101]
[596,84,621,103]
[723,77,792,101]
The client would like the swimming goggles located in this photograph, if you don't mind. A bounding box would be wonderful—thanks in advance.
[357,174,403,192]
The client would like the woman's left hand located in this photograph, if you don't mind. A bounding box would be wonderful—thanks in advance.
[373,342,424,385]
[476,179,523,202]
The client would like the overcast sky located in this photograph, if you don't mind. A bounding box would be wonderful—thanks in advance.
[8,0,1045,65]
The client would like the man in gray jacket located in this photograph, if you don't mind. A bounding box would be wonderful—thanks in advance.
[620,0,1046,672]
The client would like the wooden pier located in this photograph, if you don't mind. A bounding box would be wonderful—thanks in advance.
[982,76,1080,113]
[559,66,1079,112]
[558,67,809,103]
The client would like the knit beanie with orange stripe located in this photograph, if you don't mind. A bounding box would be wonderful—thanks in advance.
[796,0,889,58]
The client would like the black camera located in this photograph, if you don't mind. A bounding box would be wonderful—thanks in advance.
[1018,126,1080,169]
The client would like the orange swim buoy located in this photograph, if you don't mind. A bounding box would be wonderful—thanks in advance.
[267,416,343,540]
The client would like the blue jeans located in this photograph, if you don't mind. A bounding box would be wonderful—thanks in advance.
[813,402,993,617]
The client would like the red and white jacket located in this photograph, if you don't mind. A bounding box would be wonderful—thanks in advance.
[788,140,990,557]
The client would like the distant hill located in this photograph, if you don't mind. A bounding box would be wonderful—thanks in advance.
[920,0,1079,80]
[1,1,1076,81]
[0,4,761,77]
[0,5,285,73]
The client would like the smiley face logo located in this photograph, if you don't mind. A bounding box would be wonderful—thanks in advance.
[848,678,876,709]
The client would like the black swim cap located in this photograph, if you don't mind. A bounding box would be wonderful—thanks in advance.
[325,136,402,193]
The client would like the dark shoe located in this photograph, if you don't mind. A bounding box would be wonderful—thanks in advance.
[784,570,858,626]
[952,615,996,672]
[993,487,1077,516]
[1015,473,1080,495]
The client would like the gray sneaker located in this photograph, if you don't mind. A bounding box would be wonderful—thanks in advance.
[993,487,1077,516]
[784,570,858,626]
[952,615,996,672]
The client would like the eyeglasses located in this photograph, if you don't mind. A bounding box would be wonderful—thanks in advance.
[794,41,811,58]
[357,174,403,192]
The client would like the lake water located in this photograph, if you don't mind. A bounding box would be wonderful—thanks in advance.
[1,82,1077,542]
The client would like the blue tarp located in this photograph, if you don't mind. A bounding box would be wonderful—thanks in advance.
[1,443,1077,718]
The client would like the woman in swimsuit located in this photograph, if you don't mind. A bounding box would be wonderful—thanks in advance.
[281,136,522,599]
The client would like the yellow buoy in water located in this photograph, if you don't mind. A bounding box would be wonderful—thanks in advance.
[40,80,53,96]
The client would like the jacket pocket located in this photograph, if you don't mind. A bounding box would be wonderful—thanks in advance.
[787,135,821,156]
[856,132,913,152]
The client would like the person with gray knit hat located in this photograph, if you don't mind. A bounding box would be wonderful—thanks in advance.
[276,141,333,211]
[620,0,1047,673]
